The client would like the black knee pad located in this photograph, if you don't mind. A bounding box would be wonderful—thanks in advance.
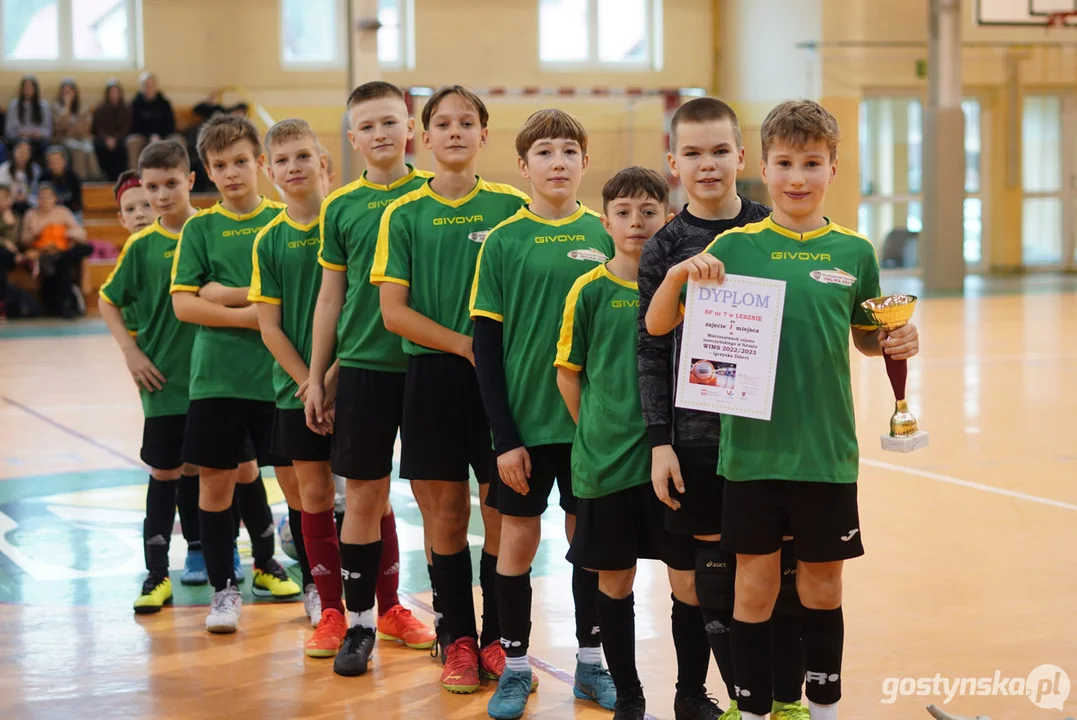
[694,542,736,613]
[775,538,802,615]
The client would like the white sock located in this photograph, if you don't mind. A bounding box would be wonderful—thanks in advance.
[505,653,530,673]
[350,608,376,630]
[578,646,603,665]
[809,700,838,719]
[740,712,767,720]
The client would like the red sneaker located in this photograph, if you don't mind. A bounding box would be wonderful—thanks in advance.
[440,637,481,694]
[304,608,347,658]
[376,604,436,649]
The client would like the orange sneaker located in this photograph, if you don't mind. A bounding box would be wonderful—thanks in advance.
[376,604,436,649]
[480,641,539,689]
[440,637,481,694]
[305,608,347,658]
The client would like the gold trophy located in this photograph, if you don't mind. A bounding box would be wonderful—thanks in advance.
[861,294,930,453]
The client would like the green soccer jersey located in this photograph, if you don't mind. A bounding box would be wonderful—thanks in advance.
[122,306,139,335]
[319,166,432,372]
[470,204,614,447]
[555,264,650,499]
[702,216,881,484]
[170,197,286,402]
[371,177,530,356]
[249,210,322,410]
[99,221,196,418]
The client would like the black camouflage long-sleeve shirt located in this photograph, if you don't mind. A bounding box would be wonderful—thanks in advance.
[636,197,771,447]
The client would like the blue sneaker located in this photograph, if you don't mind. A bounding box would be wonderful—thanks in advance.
[487,667,533,719]
[233,547,245,583]
[573,656,617,710]
[180,547,208,586]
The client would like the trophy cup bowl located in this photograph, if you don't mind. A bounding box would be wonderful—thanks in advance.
[860,294,930,453]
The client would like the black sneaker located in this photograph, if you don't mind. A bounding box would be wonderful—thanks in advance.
[333,625,375,677]
[674,688,723,720]
[613,693,646,720]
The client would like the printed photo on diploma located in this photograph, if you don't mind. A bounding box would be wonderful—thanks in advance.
[675,274,786,421]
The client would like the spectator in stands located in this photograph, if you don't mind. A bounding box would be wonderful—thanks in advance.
[126,72,185,171]
[5,75,52,162]
[0,139,42,215]
[20,182,90,318]
[53,79,100,181]
[92,80,132,182]
[42,146,83,218]
[0,184,17,321]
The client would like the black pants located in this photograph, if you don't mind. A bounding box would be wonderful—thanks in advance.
[94,138,128,181]
[40,244,91,317]
[0,245,14,316]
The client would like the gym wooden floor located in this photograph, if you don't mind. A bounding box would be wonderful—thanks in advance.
[1,275,1075,720]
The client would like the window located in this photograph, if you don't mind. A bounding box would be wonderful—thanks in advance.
[1,0,140,67]
[539,0,662,69]
[858,96,984,268]
[281,0,412,70]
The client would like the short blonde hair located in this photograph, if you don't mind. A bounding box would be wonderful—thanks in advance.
[760,100,840,161]
[264,118,317,153]
[196,114,262,166]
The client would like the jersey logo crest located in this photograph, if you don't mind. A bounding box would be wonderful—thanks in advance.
[810,268,856,287]
[468,230,491,243]
[567,248,608,262]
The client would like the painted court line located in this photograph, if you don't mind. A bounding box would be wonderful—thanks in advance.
[862,458,1077,511]
[401,592,658,720]
[1,396,145,470]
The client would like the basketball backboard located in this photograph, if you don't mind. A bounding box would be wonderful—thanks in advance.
[976,0,1077,25]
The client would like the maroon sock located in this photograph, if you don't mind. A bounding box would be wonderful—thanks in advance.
[376,510,401,616]
[301,510,344,615]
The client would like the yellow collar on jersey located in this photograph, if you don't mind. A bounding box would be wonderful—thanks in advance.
[212,196,276,222]
[599,263,638,290]
[359,165,424,192]
[763,216,835,242]
[518,202,587,228]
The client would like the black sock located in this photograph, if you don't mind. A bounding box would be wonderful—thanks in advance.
[339,540,383,618]
[234,475,275,567]
[231,499,242,541]
[144,476,178,575]
[572,565,601,648]
[288,507,313,587]
[772,610,805,703]
[802,607,843,705]
[730,618,773,715]
[597,591,641,697]
[495,570,531,657]
[177,473,200,549]
[695,540,736,700]
[671,595,710,695]
[200,507,236,592]
[479,550,501,648]
[431,547,477,643]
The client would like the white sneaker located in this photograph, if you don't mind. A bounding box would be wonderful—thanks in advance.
[304,583,321,628]
[206,582,242,634]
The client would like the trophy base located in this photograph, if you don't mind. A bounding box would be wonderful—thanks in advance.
[880,430,930,453]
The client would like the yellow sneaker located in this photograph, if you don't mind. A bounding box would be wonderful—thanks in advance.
[251,558,301,598]
[133,574,172,614]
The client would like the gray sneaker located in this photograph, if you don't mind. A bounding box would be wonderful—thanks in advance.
[304,584,321,628]
[206,582,242,634]
[927,706,991,720]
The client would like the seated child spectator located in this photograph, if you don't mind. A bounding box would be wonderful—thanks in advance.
[53,79,101,180]
[41,146,83,217]
[92,80,132,181]
[5,75,52,162]
[20,182,90,318]
[0,140,42,215]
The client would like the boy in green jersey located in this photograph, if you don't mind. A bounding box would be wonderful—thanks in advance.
[555,167,704,720]
[249,118,352,662]
[99,142,202,613]
[469,109,615,718]
[171,115,304,635]
[646,100,920,720]
[306,82,436,678]
[372,85,528,694]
